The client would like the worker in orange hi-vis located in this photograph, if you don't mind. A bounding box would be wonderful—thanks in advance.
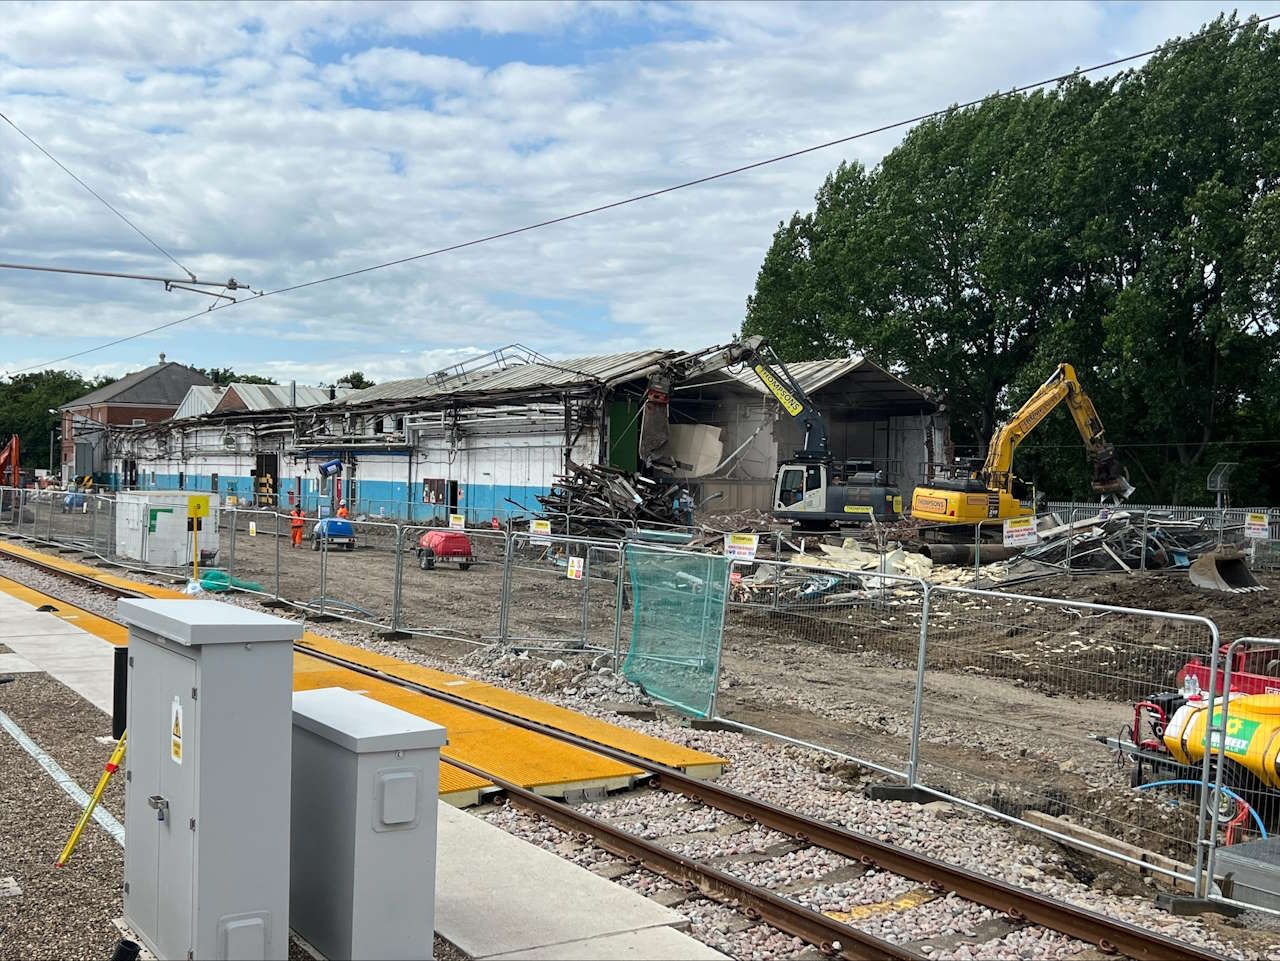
[336,499,349,518]
[290,505,306,548]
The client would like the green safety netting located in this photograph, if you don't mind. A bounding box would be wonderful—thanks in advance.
[621,544,729,718]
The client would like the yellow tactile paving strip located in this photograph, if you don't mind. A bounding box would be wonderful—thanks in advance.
[0,575,130,645]
[0,542,677,803]
[297,633,728,776]
[293,655,640,794]
[1,538,727,776]
[0,540,187,599]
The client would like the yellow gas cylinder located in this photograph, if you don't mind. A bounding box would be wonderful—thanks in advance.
[1163,693,1280,790]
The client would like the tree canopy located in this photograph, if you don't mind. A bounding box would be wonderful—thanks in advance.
[743,16,1280,504]
[0,370,116,470]
[337,371,375,390]
[194,367,277,386]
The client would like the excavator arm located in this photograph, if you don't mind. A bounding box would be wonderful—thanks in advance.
[982,364,1130,497]
[638,336,831,468]
[0,435,18,490]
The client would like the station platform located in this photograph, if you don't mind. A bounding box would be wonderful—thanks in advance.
[0,584,722,961]
[0,541,727,805]
[437,801,725,960]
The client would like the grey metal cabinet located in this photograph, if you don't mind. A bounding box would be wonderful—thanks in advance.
[290,688,447,961]
[119,599,301,961]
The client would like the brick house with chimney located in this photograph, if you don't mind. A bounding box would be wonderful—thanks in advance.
[59,354,212,484]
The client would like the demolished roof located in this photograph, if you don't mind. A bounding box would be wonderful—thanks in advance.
[332,349,674,408]
[724,356,937,415]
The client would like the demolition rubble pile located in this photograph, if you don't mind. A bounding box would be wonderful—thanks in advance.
[1020,510,1234,574]
[535,459,679,537]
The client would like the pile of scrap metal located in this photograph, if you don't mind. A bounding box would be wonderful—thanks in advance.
[535,458,679,537]
[1022,511,1265,591]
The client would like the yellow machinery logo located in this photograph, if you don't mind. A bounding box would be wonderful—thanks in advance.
[843,505,873,514]
[754,365,803,416]
[915,495,947,514]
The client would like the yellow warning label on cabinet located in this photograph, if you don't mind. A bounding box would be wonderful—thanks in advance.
[170,696,183,765]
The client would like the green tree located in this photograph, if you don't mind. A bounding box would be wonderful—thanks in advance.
[742,15,1280,504]
[193,367,276,386]
[336,371,375,390]
[0,370,115,471]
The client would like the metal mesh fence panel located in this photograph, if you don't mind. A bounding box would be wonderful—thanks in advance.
[717,558,926,778]
[213,509,279,597]
[620,543,729,718]
[0,486,19,533]
[307,518,400,629]
[504,532,619,653]
[396,526,508,645]
[1203,637,1280,914]
[914,585,1218,878]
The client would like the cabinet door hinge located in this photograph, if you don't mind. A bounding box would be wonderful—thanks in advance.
[191,686,198,701]
[123,881,130,894]
[188,818,196,831]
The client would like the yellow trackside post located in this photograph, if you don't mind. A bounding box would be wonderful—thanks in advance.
[187,494,210,583]
[56,730,126,867]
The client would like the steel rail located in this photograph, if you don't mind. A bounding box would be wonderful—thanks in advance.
[295,644,1226,961]
[0,545,1231,961]
[444,756,920,961]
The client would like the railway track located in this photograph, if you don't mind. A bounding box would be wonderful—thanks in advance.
[0,541,1229,961]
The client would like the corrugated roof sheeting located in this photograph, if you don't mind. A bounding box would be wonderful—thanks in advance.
[225,383,355,411]
[728,356,934,409]
[335,350,673,406]
[173,386,224,420]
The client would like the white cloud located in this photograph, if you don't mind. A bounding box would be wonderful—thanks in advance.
[1,0,1270,384]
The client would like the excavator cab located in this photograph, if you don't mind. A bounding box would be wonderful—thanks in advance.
[773,459,900,528]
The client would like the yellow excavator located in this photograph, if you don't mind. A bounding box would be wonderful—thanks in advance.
[911,363,1132,523]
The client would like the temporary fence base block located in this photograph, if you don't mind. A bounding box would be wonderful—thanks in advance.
[865,783,933,804]
[598,702,659,721]
[307,614,339,623]
[377,629,411,641]
[686,718,735,732]
[1154,893,1242,917]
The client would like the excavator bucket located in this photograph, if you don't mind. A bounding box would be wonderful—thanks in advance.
[1189,550,1265,593]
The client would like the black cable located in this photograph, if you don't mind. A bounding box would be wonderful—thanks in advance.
[7,12,1277,375]
[0,110,197,281]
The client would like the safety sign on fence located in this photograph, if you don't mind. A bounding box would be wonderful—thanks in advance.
[531,518,551,544]
[449,513,465,530]
[567,556,584,580]
[1246,512,1270,539]
[723,532,759,560]
[1003,515,1038,547]
[249,521,257,537]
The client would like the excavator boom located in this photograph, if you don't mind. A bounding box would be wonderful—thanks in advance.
[0,435,18,490]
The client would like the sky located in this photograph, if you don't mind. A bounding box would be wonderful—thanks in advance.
[0,1,1269,387]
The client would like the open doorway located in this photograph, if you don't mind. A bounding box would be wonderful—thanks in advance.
[255,453,279,506]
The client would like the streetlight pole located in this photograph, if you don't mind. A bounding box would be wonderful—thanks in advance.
[47,409,60,481]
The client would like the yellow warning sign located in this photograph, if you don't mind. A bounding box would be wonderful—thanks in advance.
[187,494,210,519]
[170,696,183,765]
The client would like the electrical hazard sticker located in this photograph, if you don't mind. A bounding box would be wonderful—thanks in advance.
[170,696,183,765]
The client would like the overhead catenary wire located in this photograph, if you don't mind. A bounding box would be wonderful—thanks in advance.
[7,12,1277,376]
[0,110,197,282]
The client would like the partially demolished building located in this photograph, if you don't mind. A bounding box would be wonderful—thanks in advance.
[106,344,944,521]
